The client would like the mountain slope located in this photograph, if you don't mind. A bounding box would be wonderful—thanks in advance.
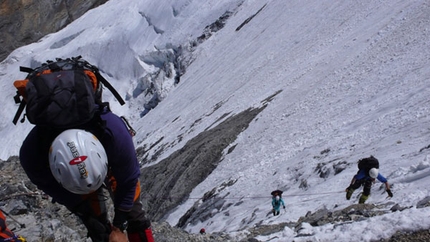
[0,0,430,241]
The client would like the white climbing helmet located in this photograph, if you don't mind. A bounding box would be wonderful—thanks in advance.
[369,168,379,179]
[49,129,108,194]
[275,196,280,201]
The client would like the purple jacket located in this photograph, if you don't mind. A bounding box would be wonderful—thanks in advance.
[19,110,140,211]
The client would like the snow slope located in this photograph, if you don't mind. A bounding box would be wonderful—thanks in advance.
[1,0,430,241]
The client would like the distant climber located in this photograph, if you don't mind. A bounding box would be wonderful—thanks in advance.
[345,156,393,203]
[199,228,206,235]
[271,190,285,216]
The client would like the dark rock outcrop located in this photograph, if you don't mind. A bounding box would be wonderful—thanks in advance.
[0,0,108,61]
[139,106,267,222]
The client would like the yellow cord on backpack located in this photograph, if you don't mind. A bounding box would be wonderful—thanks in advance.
[18,235,27,242]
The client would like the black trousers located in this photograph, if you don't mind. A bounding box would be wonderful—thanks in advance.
[350,179,373,196]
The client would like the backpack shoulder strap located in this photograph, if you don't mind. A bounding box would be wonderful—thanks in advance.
[76,56,125,106]
[12,99,26,125]
[95,71,125,105]
[19,66,34,73]
[12,79,30,124]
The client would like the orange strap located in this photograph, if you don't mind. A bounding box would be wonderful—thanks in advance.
[84,70,98,91]
[13,80,29,100]
[108,176,141,202]
[134,180,141,202]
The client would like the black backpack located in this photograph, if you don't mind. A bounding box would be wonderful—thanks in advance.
[358,156,379,172]
[12,56,125,129]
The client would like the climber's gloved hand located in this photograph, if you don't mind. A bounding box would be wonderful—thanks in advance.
[386,189,393,197]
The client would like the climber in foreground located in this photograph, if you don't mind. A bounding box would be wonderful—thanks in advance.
[345,156,393,204]
[15,57,153,242]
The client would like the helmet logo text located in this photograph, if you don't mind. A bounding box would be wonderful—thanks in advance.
[67,141,88,179]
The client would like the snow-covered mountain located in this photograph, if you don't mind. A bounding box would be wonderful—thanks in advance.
[1,0,430,241]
